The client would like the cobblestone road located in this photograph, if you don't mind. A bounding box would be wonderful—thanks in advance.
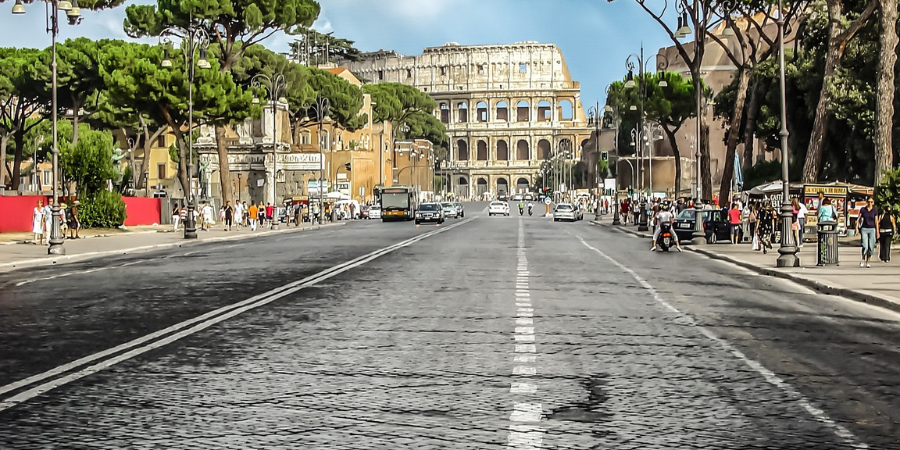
[0,207,898,448]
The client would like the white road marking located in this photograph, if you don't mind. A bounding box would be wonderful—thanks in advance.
[0,218,476,412]
[516,318,533,325]
[515,327,534,334]
[513,366,537,375]
[515,355,536,363]
[576,235,868,449]
[514,335,535,342]
[510,382,537,394]
[510,403,543,422]
[515,344,536,353]
[517,312,533,317]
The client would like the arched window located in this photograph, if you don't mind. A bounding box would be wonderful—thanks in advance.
[496,101,509,122]
[476,101,488,122]
[476,178,489,197]
[516,177,530,193]
[497,178,509,194]
[457,102,469,123]
[516,100,530,122]
[558,99,574,120]
[538,139,551,160]
[516,139,530,161]
[457,139,469,161]
[537,100,552,121]
[440,103,449,124]
[497,140,509,161]
[476,140,488,161]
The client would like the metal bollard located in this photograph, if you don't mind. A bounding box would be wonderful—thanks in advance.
[816,221,839,266]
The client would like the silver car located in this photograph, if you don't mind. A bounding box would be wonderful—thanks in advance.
[441,202,458,218]
[553,203,576,222]
[453,202,465,218]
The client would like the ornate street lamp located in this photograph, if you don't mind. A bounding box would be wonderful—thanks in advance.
[775,0,799,267]
[251,73,288,229]
[299,97,331,224]
[14,0,82,255]
[159,18,210,239]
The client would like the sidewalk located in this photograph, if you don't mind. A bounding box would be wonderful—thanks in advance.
[0,221,345,273]
[591,220,900,314]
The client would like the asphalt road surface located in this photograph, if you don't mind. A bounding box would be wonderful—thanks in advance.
[0,202,898,449]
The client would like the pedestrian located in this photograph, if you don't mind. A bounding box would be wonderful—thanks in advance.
[857,197,879,268]
[265,202,275,228]
[242,202,250,228]
[41,199,53,245]
[257,202,266,227]
[728,202,742,244]
[248,202,259,231]
[32,199,45,245]
[797,198,809,247]
[202,202,215,230]
[877,204,895,263]
[758,205,775,254]
[748,203,759,246]
[67,200,80,239]
[172,204,181,231]
[233,201,243,231]
[817,197,838,223]
[223,201,234,231]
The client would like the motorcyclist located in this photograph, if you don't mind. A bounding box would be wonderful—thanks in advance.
[518,201,525,215]
[527,202,534,215]
[651,203,682,252]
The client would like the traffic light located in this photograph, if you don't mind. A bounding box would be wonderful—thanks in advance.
[601,151,609,161]
[344,162,351,171]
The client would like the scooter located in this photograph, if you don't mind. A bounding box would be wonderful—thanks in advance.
[527,204,534,216]
[656,222,675,252]
[518,206,524,216]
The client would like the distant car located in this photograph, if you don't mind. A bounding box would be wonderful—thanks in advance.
[441,202,458,218]
[368,205,381,220]
[453,202,465,218]
[553,203,576,222]
[512,194,524,201]
[360,205,370,219]
[524,193,535,201]
[489,201,510,216]
[498,193,509,201]
[672,208,742,244]
[415,203,444,225]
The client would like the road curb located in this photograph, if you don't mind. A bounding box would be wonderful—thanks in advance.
[0,222,346,273]
[590,220,900,314]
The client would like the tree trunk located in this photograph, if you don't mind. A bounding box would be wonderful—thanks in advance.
[138,125,168,191]
[742,78,761,172]
[71,98,82,148]
[663,125,683,197]
[172,129,189,200]
[10,130,25,190]
[875,0,898,184]
[215,125,234,206]
[0,133,10,187]
[718,66,752,204]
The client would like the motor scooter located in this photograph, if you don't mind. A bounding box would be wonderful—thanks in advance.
[527,204,533,216]
[656,222,675,252]
[518,205,524,216]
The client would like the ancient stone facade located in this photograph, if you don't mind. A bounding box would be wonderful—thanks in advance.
[348,42,593,199]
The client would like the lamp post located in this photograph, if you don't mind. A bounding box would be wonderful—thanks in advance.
[236,172,242,205]
[775,0,799,267]
[159,17,210,240]
[14,0,81,254]
[251,73,288,229]
[299,97,331,224]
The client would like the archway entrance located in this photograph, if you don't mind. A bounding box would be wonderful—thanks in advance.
[497,178,509,196]
[455,176,469,199]
[476,178,488,199]
[516,177,529,193]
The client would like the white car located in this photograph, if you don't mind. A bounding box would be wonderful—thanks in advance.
[489,201,510,216]
[553,203,576,222]
[368,205,382,219]
[441,202,458,218]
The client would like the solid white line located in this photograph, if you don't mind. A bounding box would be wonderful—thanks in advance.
[576,235,868,449]
[0,218,475,411]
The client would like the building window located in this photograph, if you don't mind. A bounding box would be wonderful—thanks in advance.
[407,69,412,78]
[477,64,484,75]
[157,135,166,147]
[378,70,384,80]
[441,66,447,76]
[519,63,527,73]
[42,170,51,187]
[157,163,166,180]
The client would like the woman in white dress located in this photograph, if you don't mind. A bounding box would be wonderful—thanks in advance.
[32,199,44,245]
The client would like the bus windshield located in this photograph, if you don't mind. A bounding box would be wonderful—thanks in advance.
[382,193,410,209]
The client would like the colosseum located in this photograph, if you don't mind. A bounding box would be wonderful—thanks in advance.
[347,42,594,199]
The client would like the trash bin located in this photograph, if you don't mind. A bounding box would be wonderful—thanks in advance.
[817,221,839,266]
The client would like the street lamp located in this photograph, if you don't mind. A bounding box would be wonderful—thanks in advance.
[251,72,288,229]
[299,97,331,224]
[159,18,210,240]
[14,0,81,255]
[775,0,799,267]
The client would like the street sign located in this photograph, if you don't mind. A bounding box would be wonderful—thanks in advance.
[544,197,552,205]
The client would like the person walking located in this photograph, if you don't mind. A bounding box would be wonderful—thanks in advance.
[242,202,250,228]
[877,204,895,263]
[748,203,759,246]
[728,203,742,244]
[248,202,259,231]
[233,201,243,231]
[32,199,45,245]
[790,198,802,248]
[172,204,181,231]
[67,200,80,239]
[265,202,275,229]
[41,199,53,245]
[797,199,809,247]
[817,197,838,223]
[223,201,234,231]
[201,202,215,231]
[857,197,879,268]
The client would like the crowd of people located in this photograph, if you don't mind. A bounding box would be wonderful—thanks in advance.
[169,199,368,234]
[31,199,81,245]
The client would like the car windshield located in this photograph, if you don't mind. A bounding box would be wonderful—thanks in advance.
[419,204,439,211]
[370,205,380,210]
[677,209,695,220]
[441,203,453,208]
[491,202,505,207]
[557,205,573,211]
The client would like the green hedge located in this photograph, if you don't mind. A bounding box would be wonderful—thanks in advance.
[79,191,126,229]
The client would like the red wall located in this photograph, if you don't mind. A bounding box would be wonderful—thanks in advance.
[0,195,161,232]
[0,195,49,233]
[123,197,161,226]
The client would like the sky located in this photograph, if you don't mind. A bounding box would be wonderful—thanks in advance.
[0,0,678,108]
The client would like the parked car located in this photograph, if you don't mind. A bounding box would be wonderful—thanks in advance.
[368,205,382,220]
[441,202,458,218]
[573,204,585,221]
[553,203,577,222]
[415,203,444,225]
[489,201,510,216]
[672,208,742,244]
[453,202,465,218]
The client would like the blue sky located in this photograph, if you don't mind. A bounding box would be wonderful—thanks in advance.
[0,0,676,107]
